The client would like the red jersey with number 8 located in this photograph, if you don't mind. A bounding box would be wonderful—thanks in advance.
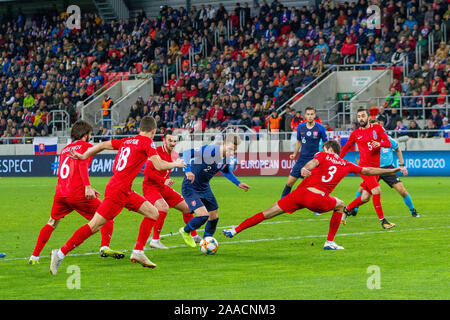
[55,140,93,198]
[300,151,363,194]
[105,135,158,196]
[340,124,391,167]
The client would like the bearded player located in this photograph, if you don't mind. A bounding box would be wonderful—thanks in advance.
[49,116,185,274]
[340,108,395,229]
[29,120,123,265]
[223,140,400,250]
[143,129,202,249]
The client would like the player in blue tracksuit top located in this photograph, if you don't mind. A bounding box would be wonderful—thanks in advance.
[178,133,250,247]
[350,123,419,217]
[281,107,328,200]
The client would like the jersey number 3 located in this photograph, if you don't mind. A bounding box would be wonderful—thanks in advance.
[322,166,337,183]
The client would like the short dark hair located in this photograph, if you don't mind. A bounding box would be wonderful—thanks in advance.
[139,116,157,132]
[164,129,174,137]
[357,107,369,115]
[323,140,341,155]
[71,120,93,141]
[305,106,316,113]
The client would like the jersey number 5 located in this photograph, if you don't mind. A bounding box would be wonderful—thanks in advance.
[116,147,131,171]
[322,166,337,183]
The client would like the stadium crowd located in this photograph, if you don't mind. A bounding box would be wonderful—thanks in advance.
[0,0,450,144]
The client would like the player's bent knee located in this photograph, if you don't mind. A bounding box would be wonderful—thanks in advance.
[140,202,159,219]
[209,210,219,220]
[371,187,381,195]
[47,218,59,228]
[334,199,345,211]
[155,200,169,213]
[88,213,107,233]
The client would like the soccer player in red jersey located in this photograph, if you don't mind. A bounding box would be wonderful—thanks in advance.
[223,140,399,250]
[143,129,201,249]
[29,120,123,265]
[339,108,395,229]
[49,116,185,274]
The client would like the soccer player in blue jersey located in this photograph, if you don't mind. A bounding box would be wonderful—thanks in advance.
[281,107,328,203]
[178,133,250,247]
[347,120,419,219]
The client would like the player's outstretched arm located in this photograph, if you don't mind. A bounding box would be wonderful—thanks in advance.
[150,155,186,171]
[395,148,408,176]
[290,140,301,160]
[301,158,319,177]
[361,167,401,176]
[70,141,114,160]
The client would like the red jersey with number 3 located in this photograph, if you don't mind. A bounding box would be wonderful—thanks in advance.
[106,135,158,196]
[340,124,391,167]
[300,151,363,194]
[55,140,93,198]
[143,145,176,187]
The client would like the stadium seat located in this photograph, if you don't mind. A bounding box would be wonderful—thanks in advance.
[369,106,379,119]
[134,62,142,74]
[252,126,262,132]
[87,56,96,65]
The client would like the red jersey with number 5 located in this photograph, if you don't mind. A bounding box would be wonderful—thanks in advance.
[143,145,177,187]
[106,135,158,196]
[55,140,93,198]
[340,124,391,167]
[300,151,363,194]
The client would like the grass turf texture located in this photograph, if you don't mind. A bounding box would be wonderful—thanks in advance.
[0,176,448,300]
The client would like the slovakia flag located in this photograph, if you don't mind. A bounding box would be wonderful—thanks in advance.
[33,137,58,155]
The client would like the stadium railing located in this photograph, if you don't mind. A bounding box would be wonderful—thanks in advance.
[1,129,447,145]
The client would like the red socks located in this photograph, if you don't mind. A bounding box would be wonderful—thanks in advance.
[134,217,156,251]
[182,212,198,237]
[32,224,55,257]
[327,211,343,241]
[235,212,265,233]
[346,196,364,211]
[372,194,385,220]
[61,224,94,255]
[100,220,114,248]
[152,211,168,240]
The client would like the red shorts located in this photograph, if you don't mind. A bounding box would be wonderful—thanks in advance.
[96,190,147,221]
[277,186,337,214]
[143,184,184,208]
[360,174,380,193]
[51,196,101,221]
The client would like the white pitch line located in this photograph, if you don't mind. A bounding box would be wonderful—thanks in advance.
[158,213,450,239]
[1,225,449,262]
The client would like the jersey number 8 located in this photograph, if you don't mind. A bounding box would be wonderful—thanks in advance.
[116,147,131,171]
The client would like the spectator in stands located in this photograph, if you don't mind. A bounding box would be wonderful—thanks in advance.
[384,87,402,109]
[440,117,450,137]
[429,108,443,128]
[268,110,282,133]
[385,107,403,130]
[421,119,439,138]
[395,120,408,136]
[101,94,113,129]
[376,106,389,125]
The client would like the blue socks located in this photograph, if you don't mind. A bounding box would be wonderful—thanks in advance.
[204,218,219,238]
[402,194,415,212]
[353,191,363,213]
[184,216,208,233]
[281,185,292,198]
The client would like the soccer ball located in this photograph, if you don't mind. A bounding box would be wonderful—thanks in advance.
[200,236,219,255]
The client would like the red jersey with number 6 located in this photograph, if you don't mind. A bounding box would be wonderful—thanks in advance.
[55,140,93,198]
[340,124,391,167]
[143,145,177,187]
[300,151,363,194]
[105,135,158,196]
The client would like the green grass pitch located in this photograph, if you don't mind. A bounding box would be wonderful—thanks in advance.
[0,176,449,300]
